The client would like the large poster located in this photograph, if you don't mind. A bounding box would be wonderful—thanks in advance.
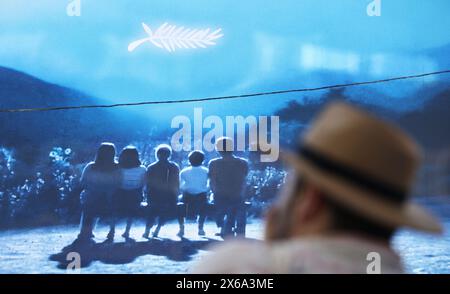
[0,0,448,276]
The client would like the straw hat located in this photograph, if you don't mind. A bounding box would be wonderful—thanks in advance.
[282,102,442,233]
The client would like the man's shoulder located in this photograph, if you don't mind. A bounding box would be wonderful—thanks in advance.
[147,161,179,172]
[235,156,249,165]
[191,240,269,274]
[146,162,157,170]
[231,156,249,170]
[169,161,180,171]
[208,158,221,167]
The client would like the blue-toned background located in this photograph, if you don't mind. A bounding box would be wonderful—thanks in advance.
[0,0,449,273]
[1,0,450,112]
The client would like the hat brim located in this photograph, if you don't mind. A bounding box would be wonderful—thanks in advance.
[281,150,443,234]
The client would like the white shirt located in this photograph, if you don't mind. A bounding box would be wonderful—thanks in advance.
[120,166,146,190]
[180,166,209,194]
[191,236,403,274]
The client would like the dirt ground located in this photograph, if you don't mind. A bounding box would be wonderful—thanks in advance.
[0,197,448,274]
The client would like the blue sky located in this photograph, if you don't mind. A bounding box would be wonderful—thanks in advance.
[0,0,449,118]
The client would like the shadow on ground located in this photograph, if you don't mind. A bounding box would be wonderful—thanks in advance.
[49,237,220,269]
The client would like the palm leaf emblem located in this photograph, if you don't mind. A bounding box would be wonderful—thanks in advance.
[128,22,224,53]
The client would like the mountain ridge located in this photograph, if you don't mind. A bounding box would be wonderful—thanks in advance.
[0,66,152,163]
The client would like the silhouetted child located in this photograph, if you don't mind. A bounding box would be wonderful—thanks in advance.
[180,150,209,236]
[143,144,184,238]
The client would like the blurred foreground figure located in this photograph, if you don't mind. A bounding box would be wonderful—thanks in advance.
[209,137,249,237]
[192,102,442,274]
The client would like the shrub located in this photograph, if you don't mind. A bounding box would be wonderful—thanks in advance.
[0,144,286,228]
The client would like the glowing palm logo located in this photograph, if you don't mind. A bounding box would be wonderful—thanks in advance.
[128,23,224,53]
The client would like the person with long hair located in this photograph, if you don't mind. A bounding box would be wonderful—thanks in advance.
[76,142,119,242]
[108,146,146,241]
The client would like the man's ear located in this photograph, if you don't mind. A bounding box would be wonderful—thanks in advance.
[294,184,326,223]
[265,206,281,241]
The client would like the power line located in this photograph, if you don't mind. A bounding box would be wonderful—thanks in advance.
[1,69,449,113]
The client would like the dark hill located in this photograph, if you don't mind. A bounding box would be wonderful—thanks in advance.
[0,66,152,163]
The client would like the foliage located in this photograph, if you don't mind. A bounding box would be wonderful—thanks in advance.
[0,144,285,229]
[245,166,287,217]
[0,147,82,228]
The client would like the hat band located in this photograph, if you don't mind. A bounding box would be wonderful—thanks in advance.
[298,146,407,204]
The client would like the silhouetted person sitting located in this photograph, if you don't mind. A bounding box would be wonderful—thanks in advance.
[209,137,249,237]
[180,150,209,236]
[192,102,442,274]
[77,143,119,243]
[143,144,184,238]
[108,146,146,241]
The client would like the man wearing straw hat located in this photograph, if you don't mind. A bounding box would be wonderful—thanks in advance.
[192,102,442,274]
